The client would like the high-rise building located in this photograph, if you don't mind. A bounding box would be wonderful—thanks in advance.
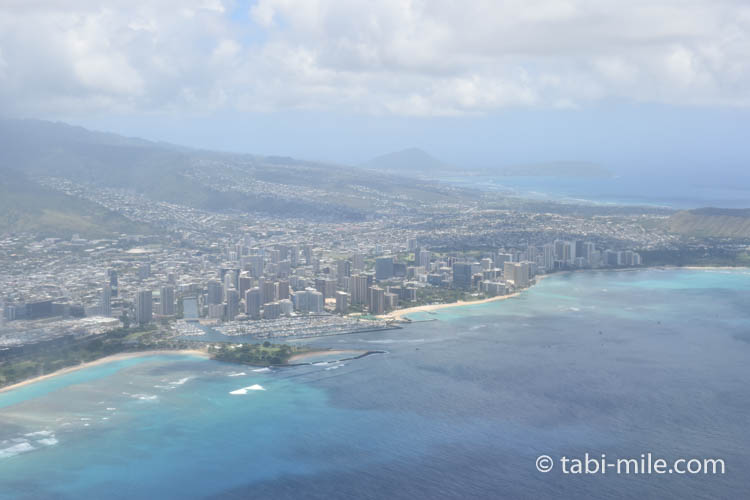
[182,297,199,320]
[452,263,473,289]
[160,286,175,315]
[239,276,252,298]
[223,271,236,297]
[335,291,349,314]
[375,256,394,281]
[263,301,281,320]
[279,299,293,316]
[248,255,264,277]
[504,262,530,288]
[290,245,300,267]
[135,290,153,325]
[208,303,225,320]
[336,260,351,284]
[542,244,555,271]
[368,286,385,315]
[292,290,308,312]
[320,278,337,299]
[206,280,223,305]
[417,250,431,268]
[277,280,290,300]
[349,274,369,305]
[262,281,278,304]
[582,242,596,264]
[107,269,118,297]
[307,289,324,313]
[225,289,239,320]
[100,285,112,317]
[384,292,398,311]
[245,287,262,319]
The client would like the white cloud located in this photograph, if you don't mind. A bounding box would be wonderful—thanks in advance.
[1,0,749,116]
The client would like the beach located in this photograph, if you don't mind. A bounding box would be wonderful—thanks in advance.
[382,292,522,320]
[383,274,551,321]
[0,349,208,394]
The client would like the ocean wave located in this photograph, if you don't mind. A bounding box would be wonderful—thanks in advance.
[24,430,53,438]
[228,372,247,377]
[468,324,487,330]
[169,377,192,386]
[229,384,266,395]
[325,363,345,371]
[252,368,271,373]
[36,437,58,447]
[0,442,35,459]
[130,394,158,401]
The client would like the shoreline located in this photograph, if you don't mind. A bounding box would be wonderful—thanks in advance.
[0,349,208,394]
[2,265,744,394]
[381,264,749,321]
[383,289,527,321]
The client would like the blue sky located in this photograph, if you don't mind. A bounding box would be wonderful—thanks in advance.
[0,0,748,176]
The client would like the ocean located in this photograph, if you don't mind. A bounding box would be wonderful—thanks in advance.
[435,175,750,209]
[0,268,748,499]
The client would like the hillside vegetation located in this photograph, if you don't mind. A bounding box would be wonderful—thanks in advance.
[669,208,750,238]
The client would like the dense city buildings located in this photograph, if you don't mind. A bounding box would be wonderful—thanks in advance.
[0,155,676,354]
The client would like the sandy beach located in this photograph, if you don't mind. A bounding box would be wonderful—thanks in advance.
[380,265,750,322]
[381,274,553,321]
[287,349,365,363]
[382,292,522,321]
[0,349,208,394]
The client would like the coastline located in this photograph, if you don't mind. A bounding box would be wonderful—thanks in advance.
[380,264,749,321]
[0,349,208,394]
[382,286,536,321]
[2,266,744,394]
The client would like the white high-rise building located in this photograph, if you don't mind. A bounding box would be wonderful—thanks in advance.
[245,287,262,319]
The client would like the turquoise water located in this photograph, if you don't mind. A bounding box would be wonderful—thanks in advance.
[1,268,749,499]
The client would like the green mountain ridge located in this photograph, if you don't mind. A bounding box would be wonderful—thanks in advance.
[0,119,477,236]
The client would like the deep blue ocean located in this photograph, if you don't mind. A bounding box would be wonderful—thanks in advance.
[1,268,749,499]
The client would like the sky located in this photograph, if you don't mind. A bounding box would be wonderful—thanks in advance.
[0,0,748,174]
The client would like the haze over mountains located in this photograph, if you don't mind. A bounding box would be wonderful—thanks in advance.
[362,147,612,178]
[1,119,748,239]
[0,119,472,236]
[361,148,451,173]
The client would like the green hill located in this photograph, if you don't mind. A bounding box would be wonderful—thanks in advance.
[0,173,152,237]
[0,119,476,235]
